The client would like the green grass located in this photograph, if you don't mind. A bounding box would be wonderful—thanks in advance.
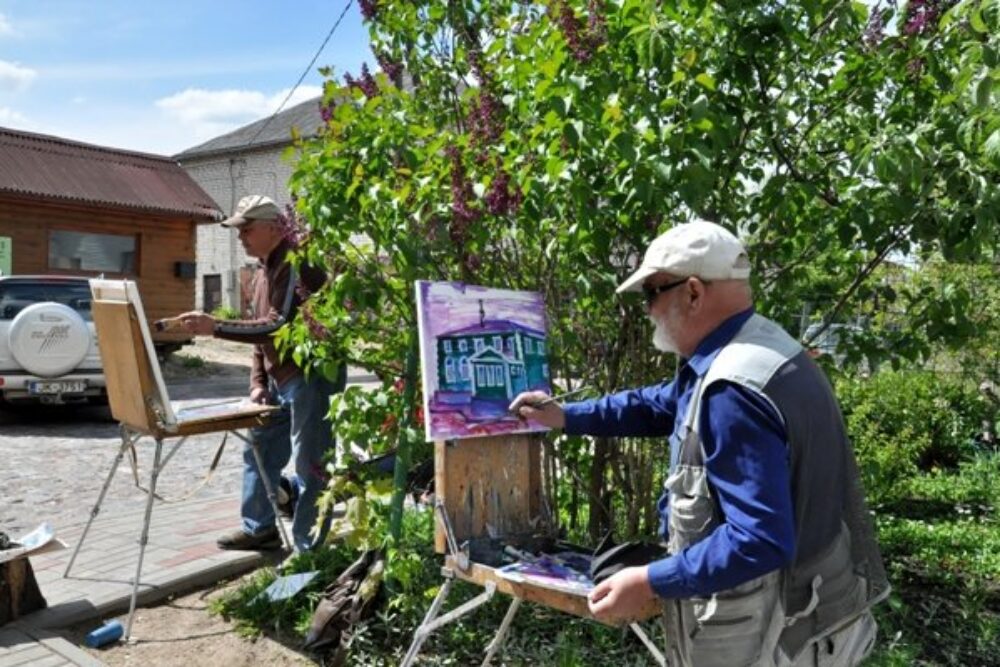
[174,353,206,369]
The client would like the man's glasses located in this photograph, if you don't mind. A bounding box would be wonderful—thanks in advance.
[642,277,688,307]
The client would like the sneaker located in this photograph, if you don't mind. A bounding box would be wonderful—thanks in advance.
[216,526,282,551]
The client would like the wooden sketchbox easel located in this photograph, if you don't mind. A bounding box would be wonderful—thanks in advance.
[62,279,284,640]
[402,433,666,666]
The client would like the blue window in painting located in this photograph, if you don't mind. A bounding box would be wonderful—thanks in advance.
[444,340,452,353]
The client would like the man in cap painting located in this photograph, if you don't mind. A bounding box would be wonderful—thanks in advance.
[511,221,888,666]
[177,195,345,553]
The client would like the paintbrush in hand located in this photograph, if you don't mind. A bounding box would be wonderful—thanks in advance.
[475,387,591,425]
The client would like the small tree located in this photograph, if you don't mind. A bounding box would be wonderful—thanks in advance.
[283,0,999,548]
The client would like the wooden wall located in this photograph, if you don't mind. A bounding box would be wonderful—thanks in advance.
[0,195,200,343]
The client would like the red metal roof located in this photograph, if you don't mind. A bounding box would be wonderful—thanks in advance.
[0,126,221,220]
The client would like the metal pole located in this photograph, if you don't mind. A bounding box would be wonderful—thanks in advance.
[63,432,133,578]
[249,440,292,551]
[400,576,454,667]
[629,621,667,667]
[125,437,163,641]
[481,597,522,666]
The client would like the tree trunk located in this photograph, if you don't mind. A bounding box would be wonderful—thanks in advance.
[0,558,47,625]
[588,436,613,543]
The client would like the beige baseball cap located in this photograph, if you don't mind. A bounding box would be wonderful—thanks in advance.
[616,221,751,293]
[221,195,281,228]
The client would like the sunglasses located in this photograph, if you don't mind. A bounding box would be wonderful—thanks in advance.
[641,277,688,307]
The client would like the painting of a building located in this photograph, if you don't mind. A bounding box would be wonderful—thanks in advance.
[416,281,552,441]
[436,320,549,400]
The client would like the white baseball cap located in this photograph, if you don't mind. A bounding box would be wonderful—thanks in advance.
[616,221,751,293]
[221,195,281,228]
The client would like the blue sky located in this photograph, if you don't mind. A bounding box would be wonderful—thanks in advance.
[0,0,370,156]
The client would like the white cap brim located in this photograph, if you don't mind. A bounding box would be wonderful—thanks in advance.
[616,266,658,294]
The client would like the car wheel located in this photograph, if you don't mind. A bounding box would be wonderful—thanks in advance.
[8,302,91,377]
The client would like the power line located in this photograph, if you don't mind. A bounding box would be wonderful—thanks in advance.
[245,0,354,148]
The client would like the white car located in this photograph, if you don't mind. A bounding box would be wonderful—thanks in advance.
[0,276,106,406]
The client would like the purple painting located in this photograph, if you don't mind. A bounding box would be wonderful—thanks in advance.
[416,280,552,441]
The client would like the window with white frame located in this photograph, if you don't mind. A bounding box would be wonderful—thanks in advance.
[443,339,453,353]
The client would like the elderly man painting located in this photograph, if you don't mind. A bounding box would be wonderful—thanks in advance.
[510,221,888,666]
[178,195,345,554]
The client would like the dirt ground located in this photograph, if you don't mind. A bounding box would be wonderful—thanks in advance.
[63,575,318,667]
[62,339,322,666]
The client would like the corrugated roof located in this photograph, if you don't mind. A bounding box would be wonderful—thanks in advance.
[173,96,325,161]
[0,127,221,219]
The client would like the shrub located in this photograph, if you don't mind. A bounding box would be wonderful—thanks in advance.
[837,370,993,504]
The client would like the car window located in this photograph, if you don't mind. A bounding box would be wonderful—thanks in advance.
[0,282,93,322]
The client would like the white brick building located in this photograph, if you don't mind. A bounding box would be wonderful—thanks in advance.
[174,97,324,312]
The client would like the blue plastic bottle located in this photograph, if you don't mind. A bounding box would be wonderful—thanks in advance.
[84,619,123,648]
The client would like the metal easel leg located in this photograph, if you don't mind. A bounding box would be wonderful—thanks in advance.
[481,596,522,666]
[629,621,667,667]
[245,435,292,551]
[63,427,136,578]
[401,575,455,667]
[124,437,163,641]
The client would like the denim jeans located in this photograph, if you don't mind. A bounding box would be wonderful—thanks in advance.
[240,366,346,552]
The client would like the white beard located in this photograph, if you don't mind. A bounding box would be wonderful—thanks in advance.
[651,314,680,354]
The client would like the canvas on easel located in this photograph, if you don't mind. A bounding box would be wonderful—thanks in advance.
[63,279,284,642]
[404,280,666,666]
[415,280,553,442]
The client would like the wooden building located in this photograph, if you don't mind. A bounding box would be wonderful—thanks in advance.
[0,127,221,350]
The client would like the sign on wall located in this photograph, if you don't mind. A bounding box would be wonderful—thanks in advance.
[0,237,11,276]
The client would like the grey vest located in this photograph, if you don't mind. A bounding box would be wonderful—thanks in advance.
[661,314,889,667]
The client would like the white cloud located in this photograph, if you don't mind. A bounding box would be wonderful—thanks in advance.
[0,13,13,36]
[153,85,322,152]
[0,107,28,124]
[0,60,37,93]
[155,85,322,125]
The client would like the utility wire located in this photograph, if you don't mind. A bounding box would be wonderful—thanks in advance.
[245,0,354,148]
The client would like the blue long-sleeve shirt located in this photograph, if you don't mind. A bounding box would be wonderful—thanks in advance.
[563,309,796,599]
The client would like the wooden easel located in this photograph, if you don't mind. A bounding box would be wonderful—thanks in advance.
[63,279,282,640]
[402,434,666,666]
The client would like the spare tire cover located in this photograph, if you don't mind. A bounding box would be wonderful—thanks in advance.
[8,302,91,377]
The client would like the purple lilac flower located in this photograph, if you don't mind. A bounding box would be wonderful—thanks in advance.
[358,0,378,21]
[863,6,886,49]
[345,64,379,98]
[377,52,403,87]
[587,0,608,44]
[903,0,956,36]
[467,91,504,147]
[551,0,606,63]
[276,205,308,248]
[485,166,523,216]
[446,145,480,242]
[319,99,335,123]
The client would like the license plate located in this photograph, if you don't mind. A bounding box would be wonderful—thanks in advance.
[28,380,87,395]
